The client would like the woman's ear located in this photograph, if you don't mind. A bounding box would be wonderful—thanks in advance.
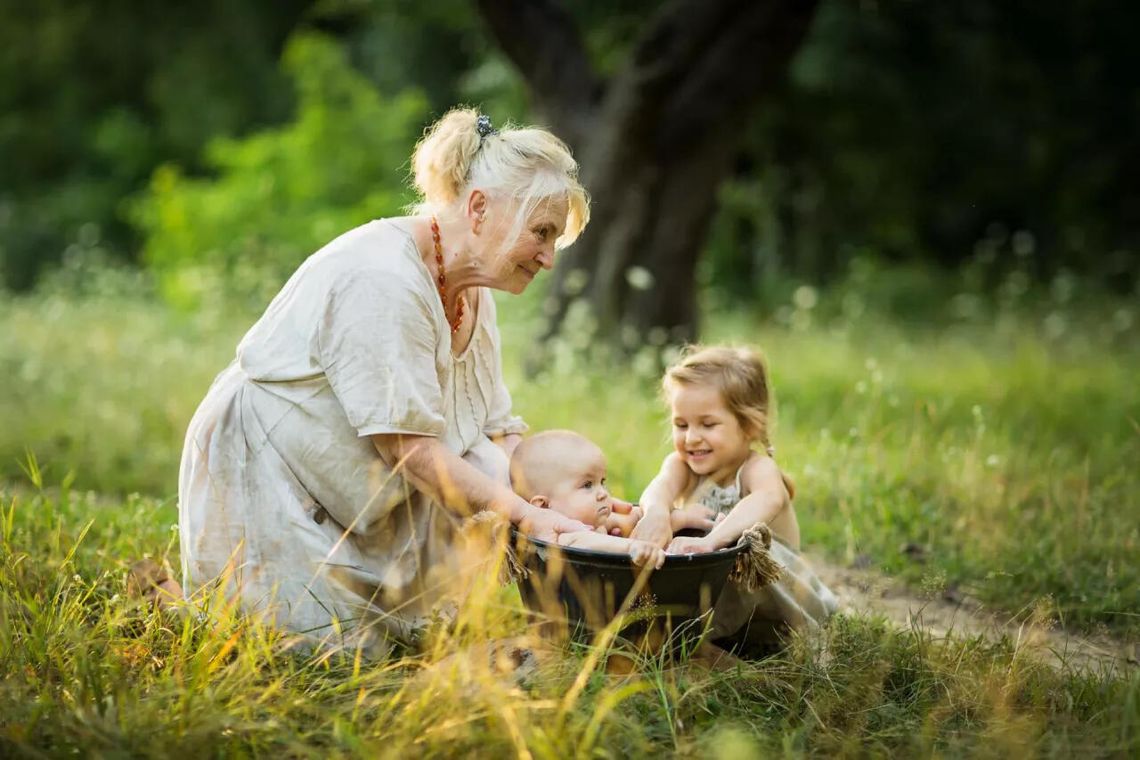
[466,189,488,232]
[528,495,550,509]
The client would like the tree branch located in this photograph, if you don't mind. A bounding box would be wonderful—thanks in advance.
[595,0,818,153]
[656,0,819,152]
[474,0,601,149]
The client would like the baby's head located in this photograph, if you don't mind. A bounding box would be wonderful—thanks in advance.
[510,430,613,527]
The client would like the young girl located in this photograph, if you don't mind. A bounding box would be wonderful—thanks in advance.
[639,345,838,649]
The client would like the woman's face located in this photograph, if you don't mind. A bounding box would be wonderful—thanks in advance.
[479,194,568,294]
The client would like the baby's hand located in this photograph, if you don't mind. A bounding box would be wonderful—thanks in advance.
[669,504,717,533]
[605,509,641,537]
[667,535,717,555]
[610,498,636,514]
[628,540,666,569]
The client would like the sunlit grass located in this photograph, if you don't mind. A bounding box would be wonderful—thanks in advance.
[1,278,1137,634]
[0,485,1136,757]
[1,273,1138,753]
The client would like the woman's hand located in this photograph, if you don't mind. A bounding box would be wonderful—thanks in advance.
[667,535,718,555]
[629,505,673,549]
[517,504,590,543]
[628,540,667,569]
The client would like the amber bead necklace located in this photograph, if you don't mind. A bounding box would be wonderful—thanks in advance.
[430,216,465,334]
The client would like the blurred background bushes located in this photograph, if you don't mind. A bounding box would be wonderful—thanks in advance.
[129,34,428,309]
[1,0,1136,306]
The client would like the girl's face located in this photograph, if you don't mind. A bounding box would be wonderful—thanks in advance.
[669,383,753,482]
[479,194,568,294]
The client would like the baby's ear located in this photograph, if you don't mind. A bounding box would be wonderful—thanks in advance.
[528,495,550,509]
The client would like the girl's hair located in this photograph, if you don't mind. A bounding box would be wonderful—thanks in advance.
[410,107,590,250]
[663,345,795,498]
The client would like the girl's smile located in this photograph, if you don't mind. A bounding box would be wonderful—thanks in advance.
[670,383,754,485]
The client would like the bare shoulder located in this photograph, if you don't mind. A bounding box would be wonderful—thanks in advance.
[661,451,694,484]
[665,448,688,478]
[738,453,788,498]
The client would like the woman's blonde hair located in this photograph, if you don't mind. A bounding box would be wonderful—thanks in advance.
[410,107,589,249]
[664,345,795,497]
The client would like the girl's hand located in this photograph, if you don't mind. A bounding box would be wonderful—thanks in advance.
[629,505,673,548]
[669,504,717,534]
[667,535,718,555]
[628,540,667,569]
[518,505,590,543]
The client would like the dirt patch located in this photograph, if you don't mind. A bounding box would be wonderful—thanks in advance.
[809,554,1138,673]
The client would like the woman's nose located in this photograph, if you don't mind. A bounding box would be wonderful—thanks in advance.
[536,246,554,269]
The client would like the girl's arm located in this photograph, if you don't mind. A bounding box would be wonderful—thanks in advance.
[669,456,788,554]
[630,453,693,548]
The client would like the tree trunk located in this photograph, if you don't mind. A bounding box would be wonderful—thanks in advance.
[476,0,819,351]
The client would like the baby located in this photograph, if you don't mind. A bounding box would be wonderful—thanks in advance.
[509,430,667,568]
[509,430,718,567]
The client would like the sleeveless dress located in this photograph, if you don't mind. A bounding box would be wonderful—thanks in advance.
[178,219,526,657]
[686,466,839,646]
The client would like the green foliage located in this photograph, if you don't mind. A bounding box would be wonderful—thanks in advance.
[130,33,429,309]
[0,0,306,289]
[706,0,1140,292]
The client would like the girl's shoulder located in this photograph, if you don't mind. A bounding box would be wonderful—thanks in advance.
[737,451,787,497]
[659,451,699,502]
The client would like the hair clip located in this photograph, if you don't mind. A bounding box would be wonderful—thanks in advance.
[476,114,499,140]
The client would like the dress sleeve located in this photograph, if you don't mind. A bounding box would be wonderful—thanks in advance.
[479,291,528,438]
[317,268,445,438]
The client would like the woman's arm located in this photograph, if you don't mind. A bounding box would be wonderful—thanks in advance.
[630,453,693,548]
[371,432,587,541]
[491,432,523,459]
[669,456,788,553]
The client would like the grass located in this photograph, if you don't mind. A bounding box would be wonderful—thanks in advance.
[0,485,1137,757]
[1,270,1138,755]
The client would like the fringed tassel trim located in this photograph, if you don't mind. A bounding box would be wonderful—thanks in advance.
[729,523,783,592]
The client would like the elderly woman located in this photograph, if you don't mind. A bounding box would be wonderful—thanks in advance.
[178,109,591,656]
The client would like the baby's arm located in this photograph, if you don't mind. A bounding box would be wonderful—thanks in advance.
[669,456,789,554]
[632,453,694,546]
[558,531,666,568]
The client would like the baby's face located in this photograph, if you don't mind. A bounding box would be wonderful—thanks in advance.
[543,442,613,527]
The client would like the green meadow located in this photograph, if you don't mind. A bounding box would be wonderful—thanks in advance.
[1,270,1137,756]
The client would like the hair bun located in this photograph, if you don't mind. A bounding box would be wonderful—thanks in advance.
[412,108,482,207]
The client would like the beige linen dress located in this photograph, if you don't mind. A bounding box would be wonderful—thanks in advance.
[685,467,839,647]
[178,219,526,657]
